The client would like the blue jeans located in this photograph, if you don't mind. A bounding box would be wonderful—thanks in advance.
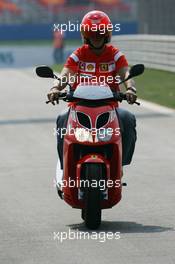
[56,108,137,169]
[116,108,137,166]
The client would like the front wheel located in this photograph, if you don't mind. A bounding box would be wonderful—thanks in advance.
[83,163,103,229]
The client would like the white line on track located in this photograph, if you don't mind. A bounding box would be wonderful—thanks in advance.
[139,99,175,114]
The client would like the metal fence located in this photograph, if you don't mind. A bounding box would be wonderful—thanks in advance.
[137,0,175,35]
[112,34,175,72]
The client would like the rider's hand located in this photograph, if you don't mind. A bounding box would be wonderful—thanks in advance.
[125,87,137,104]
[47,87,60,105]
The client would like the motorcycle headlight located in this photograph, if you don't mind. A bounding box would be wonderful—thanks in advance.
[74,128,93,142]
[96,128,113,142]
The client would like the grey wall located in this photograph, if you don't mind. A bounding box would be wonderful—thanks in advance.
[137,0,175,35]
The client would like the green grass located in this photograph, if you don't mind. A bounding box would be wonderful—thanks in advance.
[52,64,63,72]
[0,40,52,46]
[135,68,175,109]
[0,39,81,46]
[52,65,175,109]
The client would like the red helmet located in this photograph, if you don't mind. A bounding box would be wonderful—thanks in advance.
[80,10,112,45]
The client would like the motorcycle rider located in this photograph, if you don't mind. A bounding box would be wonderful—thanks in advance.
[47,10,137,181]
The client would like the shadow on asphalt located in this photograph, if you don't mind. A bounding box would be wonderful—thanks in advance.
[68,221,174,234]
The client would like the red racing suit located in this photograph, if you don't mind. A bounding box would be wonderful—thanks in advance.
[64,44,128,93]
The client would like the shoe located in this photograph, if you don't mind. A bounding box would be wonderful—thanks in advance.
[55,159,64,199]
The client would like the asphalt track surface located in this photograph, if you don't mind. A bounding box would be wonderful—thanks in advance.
[0,68,175,264]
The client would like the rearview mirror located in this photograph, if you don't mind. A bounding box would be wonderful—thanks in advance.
[118,64,145,85]
[35,65,54,78]
[129,64,145,78]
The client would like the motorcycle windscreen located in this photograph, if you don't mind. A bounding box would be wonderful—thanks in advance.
[73,84,114,100]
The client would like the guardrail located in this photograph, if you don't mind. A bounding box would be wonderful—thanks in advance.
[112,34,175,72]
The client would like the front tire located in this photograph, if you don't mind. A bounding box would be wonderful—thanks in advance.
[83,163,102,229]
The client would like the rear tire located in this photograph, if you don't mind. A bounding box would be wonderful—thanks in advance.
[84,163,102,230]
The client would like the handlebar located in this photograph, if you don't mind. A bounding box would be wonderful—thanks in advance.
[46,91,140,105]
[113,92,140,105]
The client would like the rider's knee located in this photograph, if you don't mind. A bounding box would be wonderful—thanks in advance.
[117,108,136,129]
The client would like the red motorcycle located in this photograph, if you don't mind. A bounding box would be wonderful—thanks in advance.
[36,64,144,229]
